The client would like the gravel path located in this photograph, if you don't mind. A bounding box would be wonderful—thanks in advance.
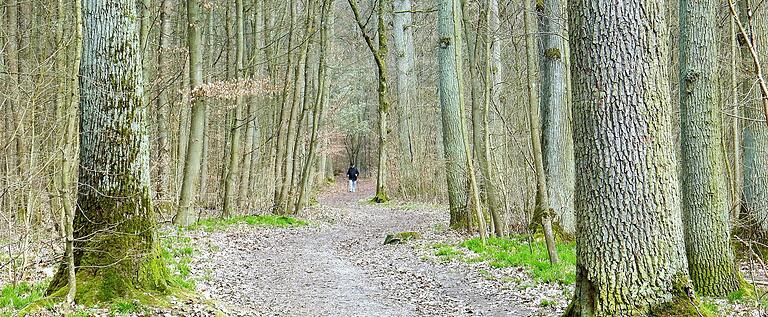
[190,180,564,317]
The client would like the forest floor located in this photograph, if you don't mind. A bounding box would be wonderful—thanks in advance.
[189,179,569,317]
[4,179,768,316]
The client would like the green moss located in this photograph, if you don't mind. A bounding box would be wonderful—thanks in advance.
[544,48,561,60]
[371,192,390,204]
[650,274,716,317]
[461,236,576,285]
[384,231,421,244]
[187,215,308,232]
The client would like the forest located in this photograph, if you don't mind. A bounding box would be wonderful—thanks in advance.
[1,0,768,316]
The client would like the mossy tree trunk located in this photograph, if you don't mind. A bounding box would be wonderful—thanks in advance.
[537,0,575,237]
[565,0,693,315]
[48,0,169,302]
[679,0,741,296]
[348,0,391,204]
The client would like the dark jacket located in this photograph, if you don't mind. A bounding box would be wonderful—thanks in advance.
[347,167,359,181]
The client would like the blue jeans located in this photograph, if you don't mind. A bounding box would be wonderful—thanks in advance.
[349,180,357,192]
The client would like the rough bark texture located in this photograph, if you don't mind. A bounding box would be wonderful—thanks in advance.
[48,0,169,301]
[537,0,575,236]
[565,0,693,315]
[679,0,741,296]
[437,0,469,230]
[176,0,207,226]
[740,0,768,240]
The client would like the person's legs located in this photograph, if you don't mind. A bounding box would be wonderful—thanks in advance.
[352,180,357,192]
[348,179,354,192]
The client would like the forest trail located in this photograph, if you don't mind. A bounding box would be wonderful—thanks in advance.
[189,179,541,317]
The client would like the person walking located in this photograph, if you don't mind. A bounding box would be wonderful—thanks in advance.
[347,164,360,193]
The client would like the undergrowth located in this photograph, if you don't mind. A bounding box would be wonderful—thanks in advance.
[187,215,308,232]
[0,281,48,313]
[433,236,576,285]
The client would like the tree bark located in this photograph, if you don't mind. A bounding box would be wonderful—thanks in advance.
[175,0,207,226]
[48,0,169,300]
[537,0,575,236]
[564,0,693,314]
[738,0,768,240]
[679,0,742,296]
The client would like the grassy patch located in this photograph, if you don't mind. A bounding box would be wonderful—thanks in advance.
[0,280,48,311]
[461,236,576,285]
[160,232,196,291]
[187,215,308,232]
[432,243,464,262]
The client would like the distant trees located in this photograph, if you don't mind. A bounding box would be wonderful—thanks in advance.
[47,0,169,300]
[565,0,692,314]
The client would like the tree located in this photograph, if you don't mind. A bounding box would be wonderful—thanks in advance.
[736,0,768,240]
[537,0,575,236]
[524,0,559,265]
[565,0,694,314]
[679,0,741,296]
[392,0,417,194]
[223,0,246,217]
[437,0,486,239]
[348,0,392,203]
[176,0,207,226]
[47,0,169,300]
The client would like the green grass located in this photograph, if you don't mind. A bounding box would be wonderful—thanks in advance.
[461,236,576,285]
[0,280,48,310]
[111,299,142,314]
[432,243,464,262]
[187,215,308,232]
[160,233,197,291]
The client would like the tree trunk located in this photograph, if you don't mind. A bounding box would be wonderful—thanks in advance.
[175,0,207,226]
[678,0,742,296]
[392,0,417,190]
[155,0,174,201]
[223,0,246,218]
[482,0,504,237]
[437,0,470,230]
[564,0,693,314]
[537,0,575,236]
[739,0,768,240]
[524,0,559,265]
[48,0,169,300]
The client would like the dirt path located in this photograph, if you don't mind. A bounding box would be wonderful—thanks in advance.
[190,180,555,317]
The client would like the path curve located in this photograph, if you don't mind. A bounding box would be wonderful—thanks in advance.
[190,180,544,317]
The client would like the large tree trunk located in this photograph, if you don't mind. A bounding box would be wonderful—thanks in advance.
[740,0,768,240]
[175,0,207,226]
[565,0,693,315]
[537,0,575,236]
[438,0,470,230]
[48,0,169,300]
[679,0,741,296]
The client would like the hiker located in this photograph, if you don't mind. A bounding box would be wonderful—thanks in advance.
[347,163,360,193]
